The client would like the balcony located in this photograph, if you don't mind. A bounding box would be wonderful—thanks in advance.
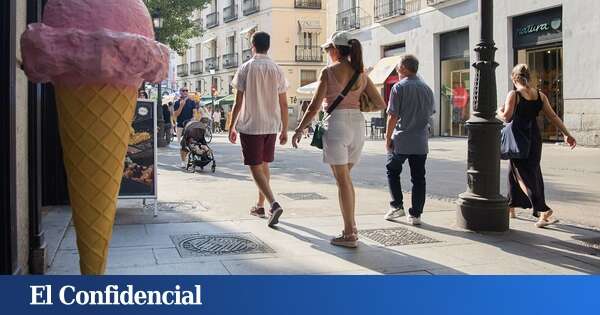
[190,61,204,75]
[222,53,239,69]
[427,0,451,5]
[242,49,253,63]
[205,57,219,72]
[375,0,421,22]
[336,7,372,31]
[295,0,321,9]
[223,3,238,23]
[295,46,323,62]
[243,0,259,16]
[177,64,189,77]
[206,12,219,29]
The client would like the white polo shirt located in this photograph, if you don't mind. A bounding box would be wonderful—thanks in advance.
[230,54,289,135]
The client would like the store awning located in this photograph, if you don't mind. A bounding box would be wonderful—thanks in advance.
[298,21,322,33]
[202,36,217,44]
[296,81,319,95]
[215,94,235,106]
[368,55,403,87]
[199,96,224,106]
[240,25,257,37]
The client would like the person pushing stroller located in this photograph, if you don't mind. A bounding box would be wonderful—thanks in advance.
[180,119,216,172]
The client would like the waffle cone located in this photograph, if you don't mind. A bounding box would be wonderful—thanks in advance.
[55,84,137,275]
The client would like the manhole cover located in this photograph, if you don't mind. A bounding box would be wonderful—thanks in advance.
[170,233,274,257]
[144,201,208,212]
[281,192,327,200]
[572,237,600,252]
[359,227,440,247]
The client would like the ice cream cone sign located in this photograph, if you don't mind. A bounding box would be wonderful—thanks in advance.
[20,0,169,275]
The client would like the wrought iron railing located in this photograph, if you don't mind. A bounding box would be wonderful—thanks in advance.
[242,49,253,62]
[206,12,219,29]
[243,0,260,16]
[222,53,239,69]
[205,57,219,72]
[295,0,321,9]
[177,64,189,77]
[190,61,204,74]
[336,7,372,31]
[223,3,238,23]
[375,0,419,21]
[427,0,451,5]
[295,46,323,62]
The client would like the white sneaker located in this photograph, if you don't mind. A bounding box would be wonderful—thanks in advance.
[384,207,405,221]
[407,215,421,226]
[180,161,187,169]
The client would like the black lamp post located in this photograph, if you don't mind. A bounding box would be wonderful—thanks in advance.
[153,10,167,147]
[456,0,509,232]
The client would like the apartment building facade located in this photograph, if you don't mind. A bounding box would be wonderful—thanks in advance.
[326,0,600,146]
[177,0,328,126]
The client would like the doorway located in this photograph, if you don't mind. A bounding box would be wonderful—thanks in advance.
[517,45,563,141]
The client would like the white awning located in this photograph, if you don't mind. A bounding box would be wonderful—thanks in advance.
[202,36,217,44]
[298,20,322,33]
[368,55,403,87]
[296,81,319,95]
[240,25,257,36]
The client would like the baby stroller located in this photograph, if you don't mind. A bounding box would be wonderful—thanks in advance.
[181,120,216,173]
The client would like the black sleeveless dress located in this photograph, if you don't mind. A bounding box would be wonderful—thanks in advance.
[507,90,551,217]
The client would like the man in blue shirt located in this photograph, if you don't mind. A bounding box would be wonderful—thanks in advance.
[174,87,198,167]
[384,55,435,225]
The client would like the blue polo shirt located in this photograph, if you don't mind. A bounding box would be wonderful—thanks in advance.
[387,75,436,155]
[174,98,197,127]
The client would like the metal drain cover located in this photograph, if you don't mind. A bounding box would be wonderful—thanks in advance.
[144,201,208,212]
[170,233,274,257]
[572,237,600,252]
[281,192,327,200]
[359,227,440,247]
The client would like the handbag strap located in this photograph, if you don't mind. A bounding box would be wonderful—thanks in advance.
[324,70,361,116]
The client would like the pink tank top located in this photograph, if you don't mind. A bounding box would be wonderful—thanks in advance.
[323,67,367,111]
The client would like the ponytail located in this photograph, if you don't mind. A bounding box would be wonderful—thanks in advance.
[336,39,364,73]
[348,39,364,73]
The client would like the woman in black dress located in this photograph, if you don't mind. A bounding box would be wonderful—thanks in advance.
[498,64,577,228]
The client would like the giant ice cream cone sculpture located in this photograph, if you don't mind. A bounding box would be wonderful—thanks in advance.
[21,0,168,274]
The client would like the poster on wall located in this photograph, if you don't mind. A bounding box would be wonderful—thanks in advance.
[119,99,157,198]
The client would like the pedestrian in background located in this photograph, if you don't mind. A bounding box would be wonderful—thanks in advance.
[229,31,289,227]
[498,64,576,228]
[174,87,198,167]
[292,31,386,248]
[384,55,435,226]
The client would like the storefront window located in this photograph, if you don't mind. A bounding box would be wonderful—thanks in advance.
[440,29,470,137]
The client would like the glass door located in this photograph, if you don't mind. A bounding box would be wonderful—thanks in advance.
[441,58,470,137]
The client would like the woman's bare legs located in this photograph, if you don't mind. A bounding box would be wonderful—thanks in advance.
[331,164,356,235]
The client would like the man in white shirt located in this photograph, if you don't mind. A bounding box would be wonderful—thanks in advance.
[229,31,289,228]
[212,108,222,132]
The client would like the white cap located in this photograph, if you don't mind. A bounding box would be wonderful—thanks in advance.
[321,31,352,49]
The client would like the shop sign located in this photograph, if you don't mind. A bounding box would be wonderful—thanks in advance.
[517,18,561,36]
[513,7,562,49]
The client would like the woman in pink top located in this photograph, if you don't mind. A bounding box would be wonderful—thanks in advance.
[292,31,386,248]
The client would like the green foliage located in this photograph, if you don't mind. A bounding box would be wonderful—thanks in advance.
[144,0,210,54]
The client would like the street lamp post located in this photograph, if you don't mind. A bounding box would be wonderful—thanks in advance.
[456,0,509,232]
[153,11,167,147]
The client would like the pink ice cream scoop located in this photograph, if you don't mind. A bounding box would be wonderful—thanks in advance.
[21,0,169,88]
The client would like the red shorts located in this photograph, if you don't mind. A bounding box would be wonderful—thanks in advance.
[240,133,277,166]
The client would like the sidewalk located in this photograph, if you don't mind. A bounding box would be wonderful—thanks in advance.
[45,134,600,274]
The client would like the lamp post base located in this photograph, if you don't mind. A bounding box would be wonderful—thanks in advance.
[457,192,509,232]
